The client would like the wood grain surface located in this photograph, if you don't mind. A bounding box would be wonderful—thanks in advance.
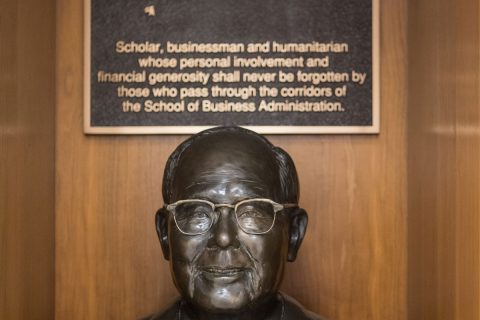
[0,0,56,319]
[4,0,480,319]
[408,0,480,319]
[55,1,408,319]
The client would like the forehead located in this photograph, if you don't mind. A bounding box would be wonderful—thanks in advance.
[171,133,281,201]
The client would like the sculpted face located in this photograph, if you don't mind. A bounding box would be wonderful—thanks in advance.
[156,130,307,315]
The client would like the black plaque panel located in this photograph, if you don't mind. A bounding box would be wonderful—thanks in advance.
[85,0,379,134]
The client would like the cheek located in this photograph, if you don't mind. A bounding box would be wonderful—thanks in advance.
[168,222,208,270]
[239,226,289,285]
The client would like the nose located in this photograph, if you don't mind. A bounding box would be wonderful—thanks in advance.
[208,207,240,249]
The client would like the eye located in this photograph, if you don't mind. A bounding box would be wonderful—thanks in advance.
[174,201,213,234]
[190,207,210,219]
[236,201,276,234]
[236,202,273,219]
[237,207,266,219]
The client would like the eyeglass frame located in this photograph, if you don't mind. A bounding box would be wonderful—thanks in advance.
[165,198,298,236]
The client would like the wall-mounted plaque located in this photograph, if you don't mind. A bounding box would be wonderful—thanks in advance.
[84,0,379,134]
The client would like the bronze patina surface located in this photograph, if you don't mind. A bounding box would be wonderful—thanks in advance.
[144,126,325,320]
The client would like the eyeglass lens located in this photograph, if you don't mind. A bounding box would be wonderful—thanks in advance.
[174,200,276,235]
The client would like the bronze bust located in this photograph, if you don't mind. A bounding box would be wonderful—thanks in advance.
[144,126,325,320]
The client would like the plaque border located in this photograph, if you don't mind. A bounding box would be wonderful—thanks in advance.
[84,0,380,135]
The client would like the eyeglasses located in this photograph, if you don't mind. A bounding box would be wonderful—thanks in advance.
[165,198,297,235]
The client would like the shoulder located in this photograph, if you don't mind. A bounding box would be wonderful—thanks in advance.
[139,300,180,320]
[141,295,328,320]
[280,293,328,320]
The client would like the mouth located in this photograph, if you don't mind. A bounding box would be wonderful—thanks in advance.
[200,266,247,283]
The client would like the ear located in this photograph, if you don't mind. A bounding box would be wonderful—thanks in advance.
[287,208,308,262]
[155,208,170,260]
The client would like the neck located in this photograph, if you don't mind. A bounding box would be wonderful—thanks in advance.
[180,294,283,320]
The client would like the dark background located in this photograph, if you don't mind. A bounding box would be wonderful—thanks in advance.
[90,0,372,127]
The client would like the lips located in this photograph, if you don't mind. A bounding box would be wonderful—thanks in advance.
[201,266,246,276]
[200,266,247,283]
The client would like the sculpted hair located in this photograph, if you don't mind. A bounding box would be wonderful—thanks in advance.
[162,126,300,204]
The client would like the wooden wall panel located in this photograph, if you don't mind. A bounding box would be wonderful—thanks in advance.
[408,0,480,319]
[453,3,480,318]
[56,1,407,320]
[279,2,407,319]
[56,3,181,319]
[0,0,56,319]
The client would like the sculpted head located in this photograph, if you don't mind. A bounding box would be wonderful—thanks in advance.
[156,126,308,316]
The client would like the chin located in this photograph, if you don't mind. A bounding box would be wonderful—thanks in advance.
[189,278,254,312]
[205,296,250,313]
